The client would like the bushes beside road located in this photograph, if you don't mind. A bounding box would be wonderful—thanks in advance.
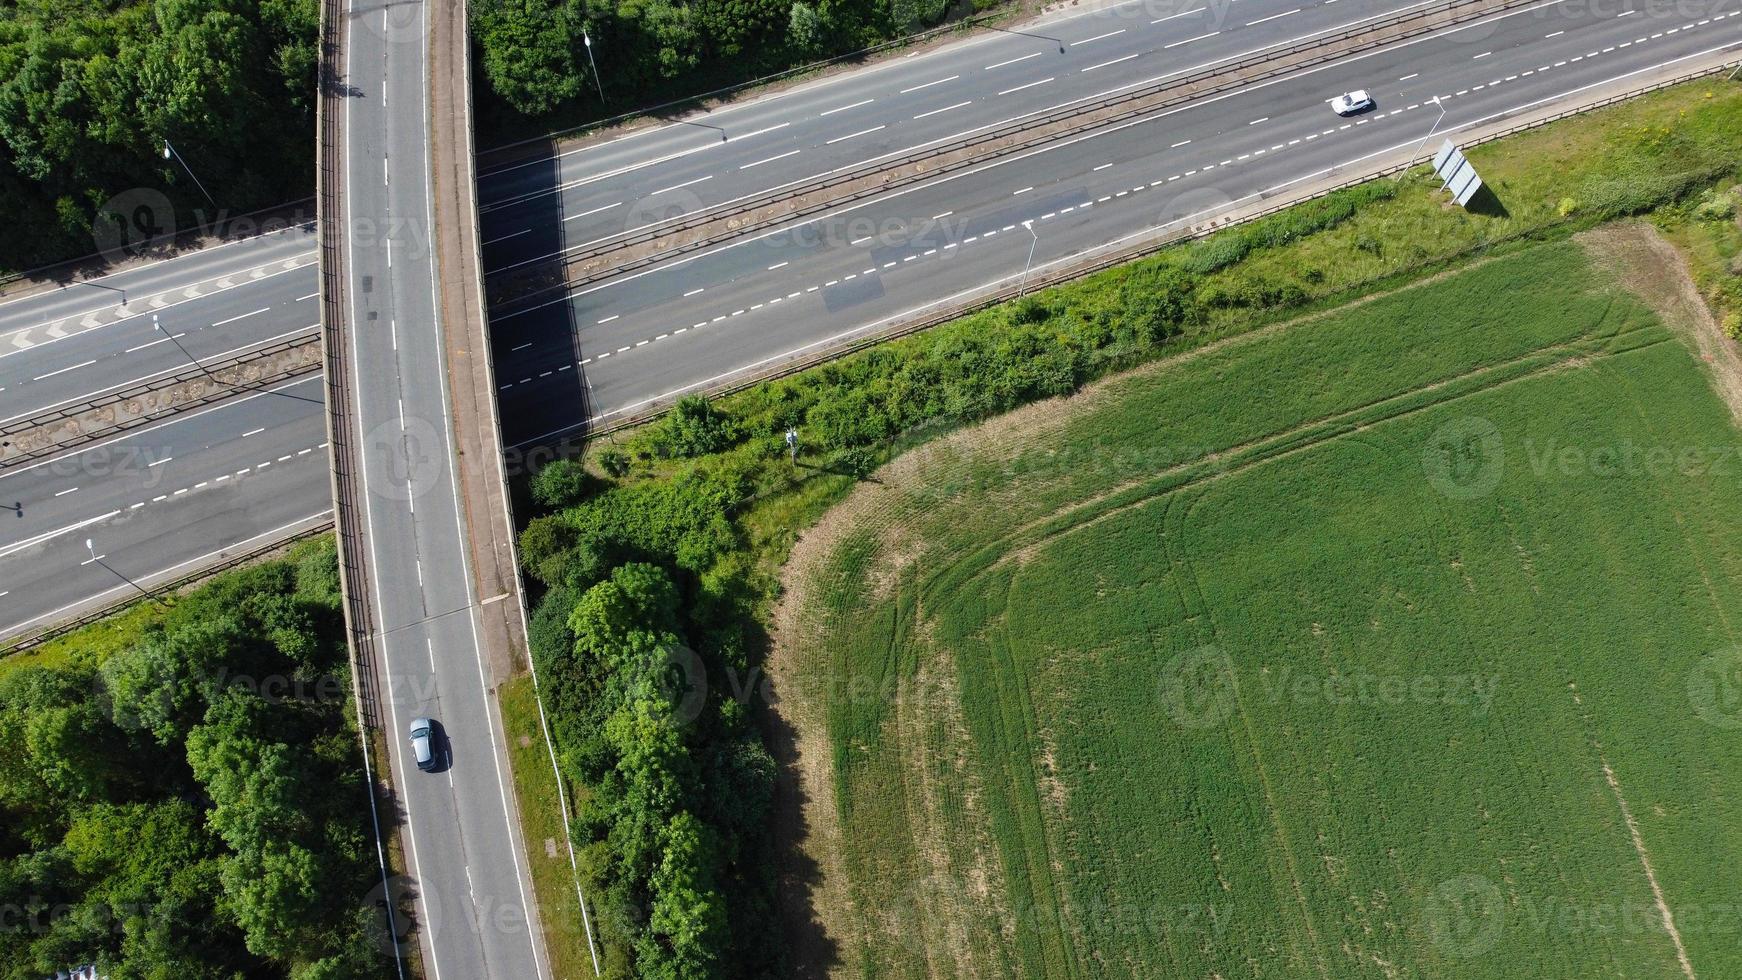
[0,539,385,979]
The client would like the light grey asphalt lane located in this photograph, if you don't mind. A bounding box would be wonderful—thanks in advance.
[0,375,330,638]
[0,264,319,425]
[339,0,548,976]
[0,221,314,342]
[473,0,1425,271]
[489,0,1742,443]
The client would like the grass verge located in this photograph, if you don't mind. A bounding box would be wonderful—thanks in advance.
[500,674,599,979]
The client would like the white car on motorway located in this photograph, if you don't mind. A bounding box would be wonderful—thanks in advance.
[1330,90,1374,115]
[410,717,442,772]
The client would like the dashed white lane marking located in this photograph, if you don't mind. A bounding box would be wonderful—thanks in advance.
[915,100,973,119]
[563,202,622,223]
[54,487,77,497]
[651,174,712,195]
[1245,8,1300,27]
[1165,30,1219,48]
[212,307,268,327]
[740,149,801,169]
[295,292,319,301]
[32,359,96,382]
[827,124,887,145]
[820,98,873,115]
[105,441,329,513]
[984,51,1042,70]
[899,75,959,94]
[724,122,790,143]
[123,332,186,353]
[1152,5,1205,24]
[1072,28,1127,45]
[1082,53,1140,72]
[998,77,1055,96]
[1013,186,1034,195]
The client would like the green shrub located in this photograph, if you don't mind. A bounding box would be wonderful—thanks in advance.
[1693,186,1739,221]
[531,458,597,508]
[598,447,632,477]
[1010,296,1051,325]
[654,395,737,458]
[832,446,881,479]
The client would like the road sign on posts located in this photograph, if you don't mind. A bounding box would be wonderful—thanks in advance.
[1432,140,1485,208]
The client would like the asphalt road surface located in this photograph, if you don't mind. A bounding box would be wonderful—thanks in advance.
[0,374,330,638]
[474,0,1444,273]
[337,0,548,975]
[486,0,1742,443]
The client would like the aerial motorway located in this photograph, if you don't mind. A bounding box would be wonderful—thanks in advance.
[1,0,1737,642]
[321,0,551,972]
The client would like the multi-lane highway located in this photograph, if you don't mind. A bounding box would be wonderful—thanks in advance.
[0,374,330,636]
[482,0,1742,442]
[1,0,1737,641]
[0,226,317,419]
[473,0,1453,273]
[333,0,548,975]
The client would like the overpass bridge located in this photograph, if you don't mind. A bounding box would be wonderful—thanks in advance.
[316,0,577,973]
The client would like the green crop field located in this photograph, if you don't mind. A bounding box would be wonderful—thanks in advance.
[776,239,1742,978]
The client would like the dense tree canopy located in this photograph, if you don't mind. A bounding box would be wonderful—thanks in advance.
[0,541,385,979]
[0,0,318,271]
[525,513,781,977]
[470,0,994,134]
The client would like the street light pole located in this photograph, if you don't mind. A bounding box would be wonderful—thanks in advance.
[151,312,319,405]
[85,538,168,608]
[162,139,218,211]
[1018,220,1039,297]
[155,313,219,385]
[1399,96,1448,180]
[583,29,606,104]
